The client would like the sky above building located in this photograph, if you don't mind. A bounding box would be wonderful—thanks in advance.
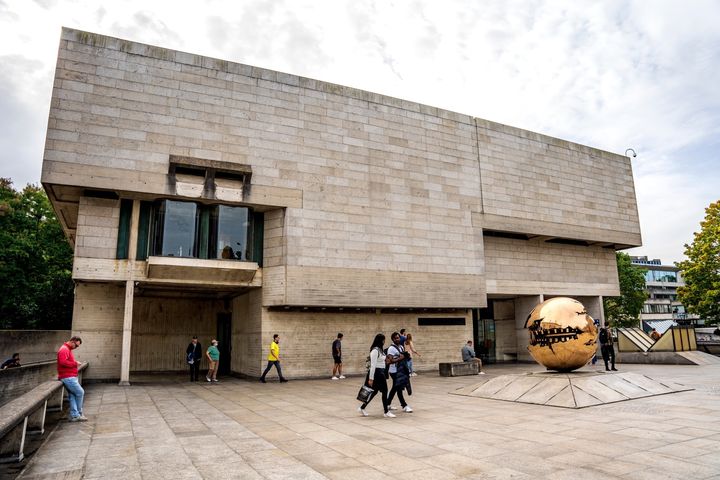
[1,0,718,265]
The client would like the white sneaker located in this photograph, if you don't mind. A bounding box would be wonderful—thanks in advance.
[478,371,486,375]
[357,407,368,417]
[410,372,418,376]
[331,376,339,380]
[206,376,211,382]
[403,405,413,413]
[339,375,346,379]
[384,411,396,418]
[388,405,398,410]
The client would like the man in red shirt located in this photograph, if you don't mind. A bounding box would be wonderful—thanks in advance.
[57,336,86,422]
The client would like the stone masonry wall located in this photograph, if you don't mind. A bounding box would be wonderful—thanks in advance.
[75,197,119,259]
[72,282,124,380]
[484,236,619,296]
[260,309,472,378]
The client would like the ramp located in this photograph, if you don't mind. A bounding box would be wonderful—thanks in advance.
[676,351,720,365]
[450,371,692,409]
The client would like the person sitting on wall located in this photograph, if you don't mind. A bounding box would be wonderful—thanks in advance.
[1,353,21,369]
[650,328,661,341]
[461,340,485,374]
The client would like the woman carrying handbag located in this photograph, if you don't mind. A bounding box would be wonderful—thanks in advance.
[357,333,395,418]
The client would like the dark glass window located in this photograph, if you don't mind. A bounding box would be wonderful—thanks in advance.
[145,200,259,263]
[116,199,133,259]
[153,200,198,258]
[215,205,251,261]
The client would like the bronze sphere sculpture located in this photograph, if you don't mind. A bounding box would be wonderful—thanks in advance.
[525,297,598,372]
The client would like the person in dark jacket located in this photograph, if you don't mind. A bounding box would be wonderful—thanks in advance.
[1,353,21,369]
[599,325,617,371]
[186,336,203,381]
[387,332,413,413]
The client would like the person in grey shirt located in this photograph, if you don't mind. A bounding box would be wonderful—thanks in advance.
[461,340,484,374]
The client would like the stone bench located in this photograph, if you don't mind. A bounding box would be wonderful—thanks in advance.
[439,362,479,376]
[0,363,87,463]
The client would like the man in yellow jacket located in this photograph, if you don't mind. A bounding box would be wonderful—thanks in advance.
[260,334,288,383]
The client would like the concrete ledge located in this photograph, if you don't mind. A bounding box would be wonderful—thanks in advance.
[439,362,478,376]
[0,363,88,463]
[619,351,720,365]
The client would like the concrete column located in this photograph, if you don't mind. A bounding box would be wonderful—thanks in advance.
[514,295,543,362]
[577,295,603,324]
[119,200,140,386]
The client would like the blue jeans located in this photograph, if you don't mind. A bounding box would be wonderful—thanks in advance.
[61,376,84,419]
[261,360,284,380]
[407,359,414,373]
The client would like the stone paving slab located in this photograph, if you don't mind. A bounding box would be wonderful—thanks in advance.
[15,363,720,479]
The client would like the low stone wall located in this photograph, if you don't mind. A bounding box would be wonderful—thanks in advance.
[0,361,58,407]
[0,330,70,364]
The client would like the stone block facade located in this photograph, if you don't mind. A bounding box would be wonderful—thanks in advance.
[41,29,641,380]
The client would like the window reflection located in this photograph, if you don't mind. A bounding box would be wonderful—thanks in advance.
[215,206,250,261]
[149,200,254,262]
[644,270,678,283]
[160,201,197,257]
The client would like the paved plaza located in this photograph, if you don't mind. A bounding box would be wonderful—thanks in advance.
[16,363,720,480]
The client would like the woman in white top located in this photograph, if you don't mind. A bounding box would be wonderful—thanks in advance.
[405,333,421,376]
[358,333,394,418]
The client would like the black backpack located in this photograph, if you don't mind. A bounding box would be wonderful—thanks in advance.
[599,328,608,344]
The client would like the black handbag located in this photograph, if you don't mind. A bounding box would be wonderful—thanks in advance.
[356,384,374,403]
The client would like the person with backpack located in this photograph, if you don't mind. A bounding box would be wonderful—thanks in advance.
[387,331,413,413]
[186,336,202,381]
[599,324,617,371]
[358,333,394,418]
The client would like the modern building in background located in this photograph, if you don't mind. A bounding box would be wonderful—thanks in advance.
[41,28,642,381]
[631,256,700,333]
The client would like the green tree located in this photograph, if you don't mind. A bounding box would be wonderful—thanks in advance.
[0,178,74,329]
[604,252,647,328]
[676,200,720,324]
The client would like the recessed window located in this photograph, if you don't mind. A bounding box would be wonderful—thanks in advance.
[132,200,261,263]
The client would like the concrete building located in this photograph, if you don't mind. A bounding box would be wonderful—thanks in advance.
[631,256,700,333]
[41,28,642,381]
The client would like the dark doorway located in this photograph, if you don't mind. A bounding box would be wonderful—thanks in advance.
[217,313,231,375]
[474,304,496,365]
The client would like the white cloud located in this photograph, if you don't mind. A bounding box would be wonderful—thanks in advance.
[0,0,718,264]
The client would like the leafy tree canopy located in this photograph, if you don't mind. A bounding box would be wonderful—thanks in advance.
[604,252,647,328]
[0,178,74,329]
[677,200,720,324]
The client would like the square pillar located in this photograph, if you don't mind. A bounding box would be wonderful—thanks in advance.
[514,295,543,362]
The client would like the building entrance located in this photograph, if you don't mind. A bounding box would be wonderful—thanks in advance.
[216,313,231,375]
[474,306,496,364]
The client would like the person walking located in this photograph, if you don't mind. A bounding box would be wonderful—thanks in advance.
[260,334,288,383]
[358,333,394,418]
[57,336,86,422]
[331,333,345,380]
[206,339,220,382]
[405,333,421,376]
[186,336,202,382]
[599,324,617,371]
[387,332,413,413]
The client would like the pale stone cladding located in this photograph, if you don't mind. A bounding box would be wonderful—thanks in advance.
[42,28,641,380]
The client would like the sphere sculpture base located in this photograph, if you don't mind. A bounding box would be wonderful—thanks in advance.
[451,370,691,409]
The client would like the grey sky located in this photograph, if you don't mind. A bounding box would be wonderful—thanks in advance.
[1,0,718,264]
